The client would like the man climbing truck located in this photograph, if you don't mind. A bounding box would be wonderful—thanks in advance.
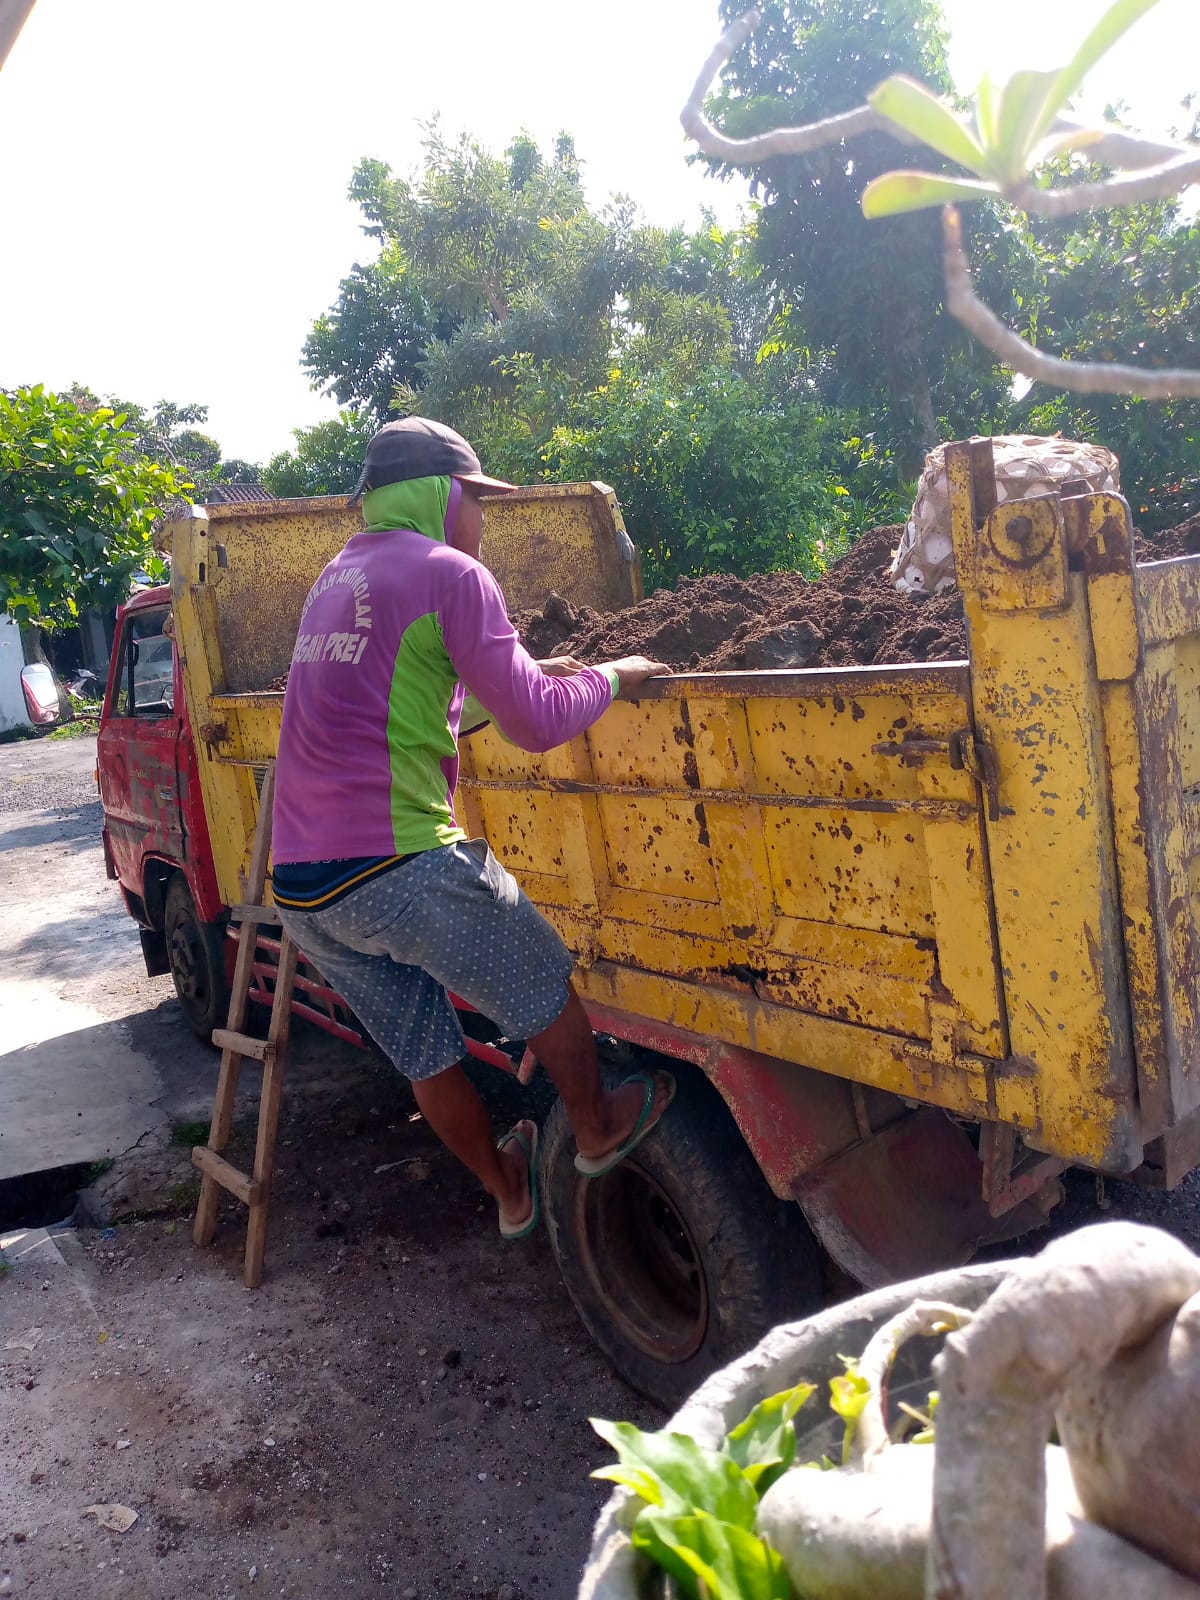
[270,417,673,1245]
[99,435,1200,1405]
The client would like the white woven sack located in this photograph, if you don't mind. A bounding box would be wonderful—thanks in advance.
[889,436,1121,595]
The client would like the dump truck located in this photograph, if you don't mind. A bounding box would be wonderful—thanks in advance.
[96,439,1200,1405]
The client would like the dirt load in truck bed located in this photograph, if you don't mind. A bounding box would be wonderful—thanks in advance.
[514,516,1196,673]
[515,524,967,672]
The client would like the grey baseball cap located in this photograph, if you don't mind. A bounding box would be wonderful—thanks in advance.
[349,416,516,503]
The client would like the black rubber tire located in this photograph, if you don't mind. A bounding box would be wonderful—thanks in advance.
[541,1062,823,1408]
[164,874,229,1042]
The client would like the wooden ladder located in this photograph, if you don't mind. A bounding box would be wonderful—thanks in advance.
[191,762,299,1287]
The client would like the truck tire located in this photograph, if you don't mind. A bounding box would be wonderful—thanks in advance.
[541,1062,823,1408]
[164,874,229,1042]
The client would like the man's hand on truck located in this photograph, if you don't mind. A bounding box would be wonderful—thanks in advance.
[600,656,672,693]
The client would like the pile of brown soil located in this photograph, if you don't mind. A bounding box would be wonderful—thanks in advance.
[1136,512,1200,562]
[517,511,1200,674]
[514,524,968,672]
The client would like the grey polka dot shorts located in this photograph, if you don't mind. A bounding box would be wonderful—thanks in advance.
[276,839,575,1080]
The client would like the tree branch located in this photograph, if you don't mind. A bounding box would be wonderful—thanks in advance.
[0,0,36,75]
[1050,119,1194,173]
[943,206,1200,400]
[1007,150,1200,217]
[854,1299,972,1466]
[929,1222,1200,1600]
[682,10,1200,401]
[679,6,889,162]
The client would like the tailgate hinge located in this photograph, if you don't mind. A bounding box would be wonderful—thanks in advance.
[950,729,1002,822]
[980,1122,1067,1218]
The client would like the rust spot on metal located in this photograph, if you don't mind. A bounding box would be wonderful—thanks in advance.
[723,962,768,994]
[693,802,711,848]
[1079,507,1134,578]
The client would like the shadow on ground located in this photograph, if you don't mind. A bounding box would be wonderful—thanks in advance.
[0,802,104,852]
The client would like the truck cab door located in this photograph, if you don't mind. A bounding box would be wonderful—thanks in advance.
[97,603,184,893]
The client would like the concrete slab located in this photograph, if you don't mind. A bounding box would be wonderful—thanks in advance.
[0,743,254,1193]
[0,1017,167,1180]
[0,785,173,1180]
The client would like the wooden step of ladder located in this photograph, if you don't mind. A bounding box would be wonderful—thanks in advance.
[192,761,299,1288]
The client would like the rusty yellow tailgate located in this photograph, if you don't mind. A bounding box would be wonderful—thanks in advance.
[458,667,1008,1112]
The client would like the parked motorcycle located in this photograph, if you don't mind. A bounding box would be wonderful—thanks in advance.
[64,666,103,702]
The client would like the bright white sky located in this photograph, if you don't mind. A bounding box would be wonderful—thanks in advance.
[1,0,1195,464]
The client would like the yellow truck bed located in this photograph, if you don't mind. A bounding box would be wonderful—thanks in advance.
[168,443,1200,1265]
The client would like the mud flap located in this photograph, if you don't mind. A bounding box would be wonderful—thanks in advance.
[794,1106,1061,1289]
[139,925,170,978]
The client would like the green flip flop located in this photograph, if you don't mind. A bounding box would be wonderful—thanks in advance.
[574,1071,676,1178]
[497,1120,540,1241]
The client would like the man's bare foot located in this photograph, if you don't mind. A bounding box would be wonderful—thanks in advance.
[496,1119,537,1234]
[574,1072,674,1168]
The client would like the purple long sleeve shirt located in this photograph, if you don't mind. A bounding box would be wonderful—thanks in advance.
[273,527,616,864]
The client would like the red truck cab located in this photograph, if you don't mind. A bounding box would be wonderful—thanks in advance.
[97,587,230,1037]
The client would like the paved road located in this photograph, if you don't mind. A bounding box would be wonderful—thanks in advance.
[0,733,103,815]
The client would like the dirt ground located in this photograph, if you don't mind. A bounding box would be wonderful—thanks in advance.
[0,738,655,1600]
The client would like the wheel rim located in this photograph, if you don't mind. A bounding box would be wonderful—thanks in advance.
[168,917,209,1015]
[573,1159,709,1364]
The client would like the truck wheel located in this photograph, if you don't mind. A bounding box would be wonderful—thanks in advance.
[164,874,229,1042]
[541,1062,823,1408]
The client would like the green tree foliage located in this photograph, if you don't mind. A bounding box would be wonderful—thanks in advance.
[301,125,907,583]
[305,126,629,442]
[706,0,976,472]
[302,244,456,422]
[1005,183,1200,529]
[0,385,187,627]
[537,365,901,591]
[263,408,377,498]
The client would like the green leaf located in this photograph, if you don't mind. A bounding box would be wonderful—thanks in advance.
[591,1464,671,1507]
[829,1367,871,1424]
[992,69,1063,179]
[861,170,998,219]
[725,1383,814,1494]
[869,76,985,173]
[589,1419,759,1528]
[975,72,1001,151]
[633,1510,794,1600]
[1040,0,1165,144]
[829,1363,873,1465]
